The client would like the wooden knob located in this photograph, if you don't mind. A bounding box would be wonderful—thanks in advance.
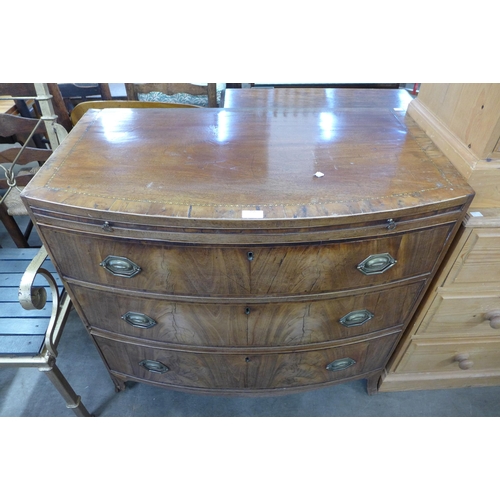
[485,310,500,329]
[453,353,473,370]
[458,360,474,370]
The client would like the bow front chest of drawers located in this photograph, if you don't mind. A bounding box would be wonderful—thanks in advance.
[21,105,474,395]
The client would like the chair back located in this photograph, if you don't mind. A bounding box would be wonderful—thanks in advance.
[0,84,67,246]
[0,83,72,132]
[0,114,52,171]
[57,83,112,113]
[125,83,218,107]
[70,100,200,126]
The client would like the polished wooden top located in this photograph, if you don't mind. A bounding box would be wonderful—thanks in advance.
[22,104,473,228]
[223,88,414,110]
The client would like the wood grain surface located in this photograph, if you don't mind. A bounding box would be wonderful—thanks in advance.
[22,107,473,225]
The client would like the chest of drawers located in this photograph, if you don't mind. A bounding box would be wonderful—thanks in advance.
[21,105,473,395]
[380,211,500,390]
[379,84,500,392]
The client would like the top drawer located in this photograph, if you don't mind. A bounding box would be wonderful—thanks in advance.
[40,223,454,297]
[444,228,500,286]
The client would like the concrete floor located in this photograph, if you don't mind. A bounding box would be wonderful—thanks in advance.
[2,216,500,417]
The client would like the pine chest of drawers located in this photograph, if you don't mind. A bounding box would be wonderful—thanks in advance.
[21,105,474,395]
[378,84,500,392]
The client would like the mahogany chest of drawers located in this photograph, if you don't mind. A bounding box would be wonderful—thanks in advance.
[21,105,474,395]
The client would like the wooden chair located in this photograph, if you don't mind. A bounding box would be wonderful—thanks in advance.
[57,83,112,114]
[0,84,67,247]
[0,83,72,132]
[70,100,200,126]
[0,113,52,247]
[125,83,219,107]
[0,246,91,416]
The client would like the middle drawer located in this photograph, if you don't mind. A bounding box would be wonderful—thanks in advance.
[71,281,423,347]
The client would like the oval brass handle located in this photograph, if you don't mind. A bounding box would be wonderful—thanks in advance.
[139,359,169,374]
[453,353,474,370]
[357,253,397,275]
[326,357,356,371]
[339,309,374,327]
[122,311,157,329]
[100,255,141,278]
[485,310,500,329]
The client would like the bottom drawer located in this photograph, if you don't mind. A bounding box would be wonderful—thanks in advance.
[396,338,500,373]
[94,332,399,393]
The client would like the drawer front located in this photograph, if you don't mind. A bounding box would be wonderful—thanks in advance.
[416,290,500,338]
[248,282,420,346]
[42,223,452,296]
[249,224,451,295]
[72,281,423,346]
[397,338,500,373]
[42,228,251,296]
[445,229,500,286]
[94,332,399,392]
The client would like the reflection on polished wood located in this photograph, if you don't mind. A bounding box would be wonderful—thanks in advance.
[223,88,414,110]
[24,106,469,224]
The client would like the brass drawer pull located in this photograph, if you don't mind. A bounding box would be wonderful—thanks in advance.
[122,311,157,329]
[139,359,169,374]
[357,253,397,275]
[326,357,356,371]
[453,353,474,370]
[485,310,500,329]
[339,309,374,327]
[100,255,141,278]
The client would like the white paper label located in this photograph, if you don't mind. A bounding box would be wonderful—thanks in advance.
[242,210,264,219]
[470,211,483,217]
